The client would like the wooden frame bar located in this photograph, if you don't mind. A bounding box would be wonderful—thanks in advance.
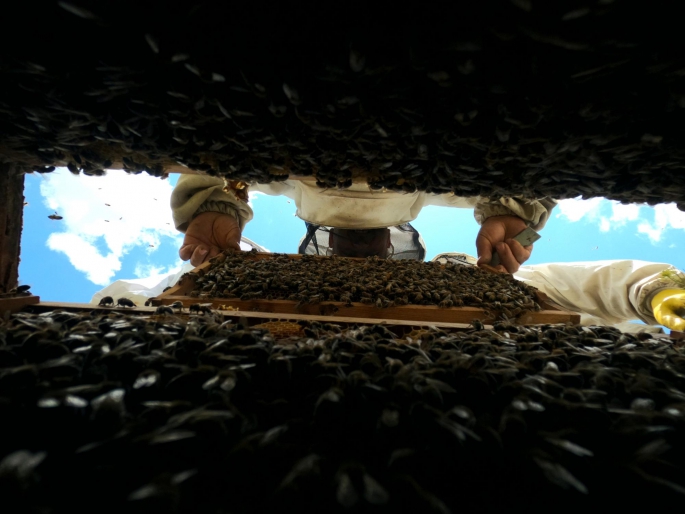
[0,295,40,314]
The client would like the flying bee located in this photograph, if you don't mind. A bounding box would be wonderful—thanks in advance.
[116,298,136,308]
[98,296,114,307]
[170,301,184,311]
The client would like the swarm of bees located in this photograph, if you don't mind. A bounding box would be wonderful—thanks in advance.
[1,1,685,208]
[189,253,539,318]
[0,309,683,512]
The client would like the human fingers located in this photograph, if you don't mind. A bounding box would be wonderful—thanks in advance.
[475,234,494,267]
[494,242,520,274]
[505,239,533,265]
[180,243,201,262]
[190,245,212,267]
[217,216,242,251]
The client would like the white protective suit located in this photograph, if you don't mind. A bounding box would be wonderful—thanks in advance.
[169,175,558,233]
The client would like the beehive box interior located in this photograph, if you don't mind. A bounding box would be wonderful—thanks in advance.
[1,1,685,512]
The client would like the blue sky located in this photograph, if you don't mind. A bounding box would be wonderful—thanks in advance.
[20,168,685,308]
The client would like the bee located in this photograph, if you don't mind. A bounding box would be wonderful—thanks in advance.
[155,305,174,315]
[98,296,114,307]
[170,301,184,311]
[9,284,31,294]
[116,298,136,308]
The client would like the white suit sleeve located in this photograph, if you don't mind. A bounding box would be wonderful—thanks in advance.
[514,260,685,325]
[171,176,303,233]
[424,194,557,230]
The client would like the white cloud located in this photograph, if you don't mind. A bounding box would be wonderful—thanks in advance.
[248,190,265,207]
[609,202,641,224]
[556,198,641,233]
[556,196,685,245]
[47,233,122,285]
[637,203,685,243]
[133,262,184,283]
[40,168,182,285]
[556,197,603,222]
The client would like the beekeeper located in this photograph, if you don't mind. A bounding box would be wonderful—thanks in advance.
[91,175,685,333]
[171,175,557,271]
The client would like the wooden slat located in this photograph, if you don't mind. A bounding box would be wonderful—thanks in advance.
[29,301,483,331]
[32,301,159,313]
[0,295,40,314]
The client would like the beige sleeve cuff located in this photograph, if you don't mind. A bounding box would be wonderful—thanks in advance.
[474,197,557,230]
[171,175,254,233]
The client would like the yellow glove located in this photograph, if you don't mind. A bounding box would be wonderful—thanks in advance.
[651,288,685,331]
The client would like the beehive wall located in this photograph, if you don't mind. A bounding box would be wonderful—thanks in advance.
[0,167,24,293]
[0,1,684,207]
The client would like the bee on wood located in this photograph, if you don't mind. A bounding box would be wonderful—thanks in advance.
[155,306,174,315]
[116,298,136,308]
[98,296,114,307]
[189,303,201,313]
[170,301,184,311]
[9,284,31,294]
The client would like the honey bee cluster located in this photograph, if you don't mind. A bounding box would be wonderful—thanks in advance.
[1,1,685,208]
[189,253,539,316]
[0,309,683,512]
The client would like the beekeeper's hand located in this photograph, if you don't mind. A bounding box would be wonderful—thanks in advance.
[652,289,685,331]
[476,215,533,274]
[179,212,241,266]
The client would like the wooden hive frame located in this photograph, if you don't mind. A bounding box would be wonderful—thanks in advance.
[150,252,581,326]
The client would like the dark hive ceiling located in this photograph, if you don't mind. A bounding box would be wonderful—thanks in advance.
[1,0,684,208]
